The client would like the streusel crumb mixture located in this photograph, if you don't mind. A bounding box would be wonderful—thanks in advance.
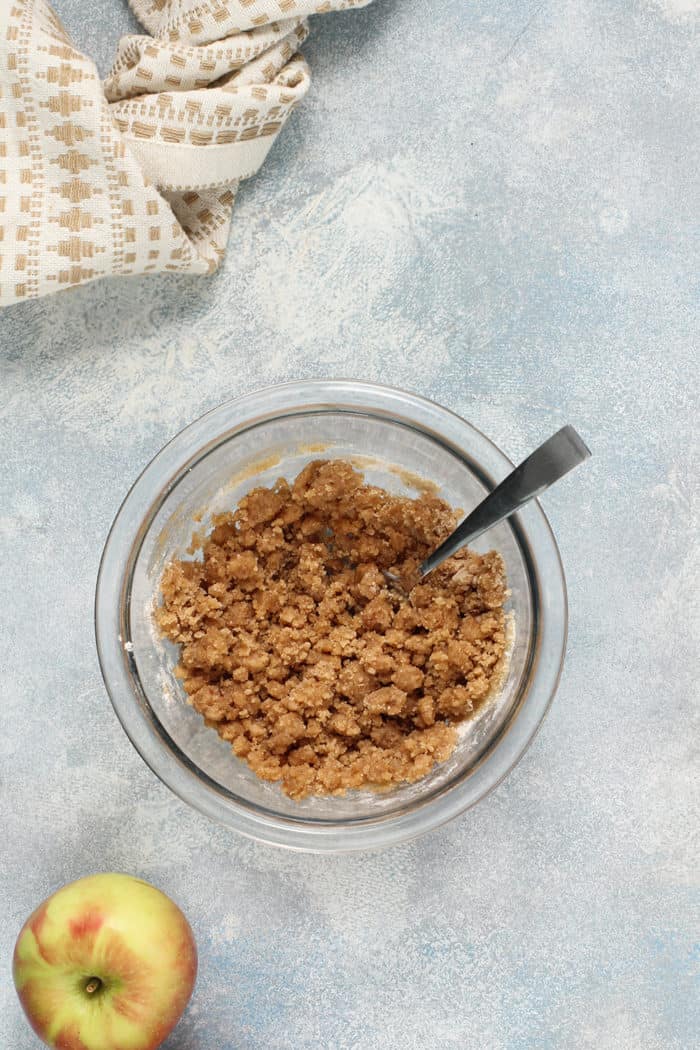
[157,460,507,799]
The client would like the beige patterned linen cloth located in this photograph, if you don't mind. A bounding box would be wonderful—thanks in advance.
[0,0,372,307]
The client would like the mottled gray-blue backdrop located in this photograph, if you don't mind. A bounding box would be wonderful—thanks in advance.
[2,1,698,1047]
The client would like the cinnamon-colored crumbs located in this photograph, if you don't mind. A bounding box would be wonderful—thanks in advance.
[157,460,507,799]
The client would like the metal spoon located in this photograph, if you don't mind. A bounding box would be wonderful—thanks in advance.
[384,424,591,591]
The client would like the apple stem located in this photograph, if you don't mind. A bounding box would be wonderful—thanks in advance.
[85,978,102,995]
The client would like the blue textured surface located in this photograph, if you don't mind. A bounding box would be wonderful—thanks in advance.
[1,1,698,1047]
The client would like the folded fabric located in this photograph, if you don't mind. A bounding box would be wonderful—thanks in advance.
[0,0,373,307]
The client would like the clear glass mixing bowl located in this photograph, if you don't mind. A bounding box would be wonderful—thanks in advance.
[95,381,567,852]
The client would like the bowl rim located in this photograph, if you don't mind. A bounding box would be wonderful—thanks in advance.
[95,379,568,853]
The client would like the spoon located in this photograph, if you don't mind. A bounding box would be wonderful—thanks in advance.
[384,424,591,591]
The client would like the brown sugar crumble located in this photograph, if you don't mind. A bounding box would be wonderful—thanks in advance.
[157,460,508,799]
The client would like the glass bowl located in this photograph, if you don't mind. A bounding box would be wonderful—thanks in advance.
[95,381,567,853]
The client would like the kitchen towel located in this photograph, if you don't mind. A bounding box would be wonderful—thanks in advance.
[0,0,373,307]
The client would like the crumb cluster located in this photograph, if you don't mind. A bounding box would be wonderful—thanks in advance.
[157,460,508,799]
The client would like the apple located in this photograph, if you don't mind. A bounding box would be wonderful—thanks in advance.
[13,873,197,1050]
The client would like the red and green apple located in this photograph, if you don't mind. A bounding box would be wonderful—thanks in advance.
[13,873,197,1050]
